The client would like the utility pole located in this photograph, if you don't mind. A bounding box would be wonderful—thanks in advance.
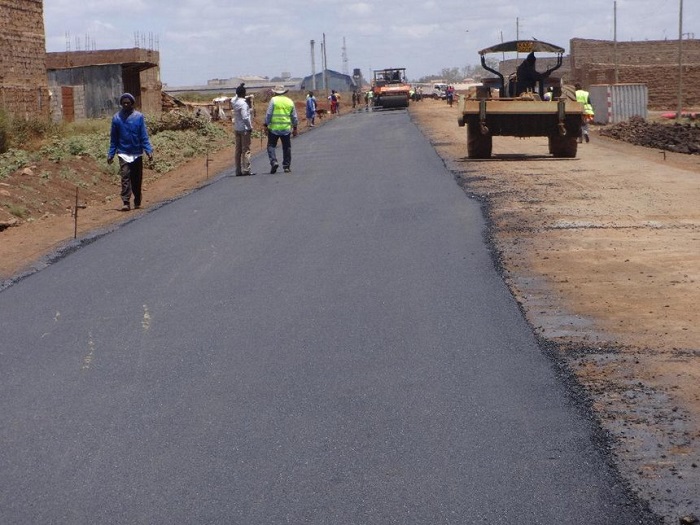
[323,33,329,98]
[677,0,684,119]
[342,37,349,76]
[614,1,619,83]
[310,40,317,90]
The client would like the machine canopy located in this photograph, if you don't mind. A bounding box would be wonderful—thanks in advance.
[479,40,565,55]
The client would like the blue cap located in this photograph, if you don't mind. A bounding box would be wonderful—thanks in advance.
[120,93,135,104]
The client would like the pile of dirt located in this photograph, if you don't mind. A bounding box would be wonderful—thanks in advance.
[600,116,700,154]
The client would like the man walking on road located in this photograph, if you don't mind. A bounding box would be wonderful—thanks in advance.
[264,85,299,174]
[232,83,254,176]
[107,93,154,211]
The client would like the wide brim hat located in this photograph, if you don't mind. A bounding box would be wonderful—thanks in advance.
[271,85,288,95]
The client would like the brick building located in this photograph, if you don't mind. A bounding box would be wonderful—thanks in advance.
[0,0,50,120]
[46,48,162,121]
[1,1,161,122]
[570,38,700,110]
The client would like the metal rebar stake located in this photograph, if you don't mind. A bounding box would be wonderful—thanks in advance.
[71,187,86,239]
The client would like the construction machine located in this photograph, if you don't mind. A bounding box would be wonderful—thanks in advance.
[458,40,583,158]
[371,68,411,109]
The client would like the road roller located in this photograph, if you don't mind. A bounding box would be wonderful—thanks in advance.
[371,68,410,109]
[458,39,584,158]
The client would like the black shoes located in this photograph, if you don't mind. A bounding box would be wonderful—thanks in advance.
[283,167,291,173]
[270,163,279,174]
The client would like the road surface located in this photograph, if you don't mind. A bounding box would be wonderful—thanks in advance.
[0,109,657,523]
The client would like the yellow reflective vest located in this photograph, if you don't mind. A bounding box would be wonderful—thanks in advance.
[268,96,296,132]
[575,89,594,115]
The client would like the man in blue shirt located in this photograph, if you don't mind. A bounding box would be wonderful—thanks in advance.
[108,93,154,211]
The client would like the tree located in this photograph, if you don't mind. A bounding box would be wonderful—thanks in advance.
[461,58,499,81]
[417,59,501,84]
[440,67,461,83]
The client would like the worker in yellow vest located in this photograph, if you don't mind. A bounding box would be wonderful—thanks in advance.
[264,85,299,173]
[575,83,594,143]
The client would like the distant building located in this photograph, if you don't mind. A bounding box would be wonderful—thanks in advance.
[300,69,357,93]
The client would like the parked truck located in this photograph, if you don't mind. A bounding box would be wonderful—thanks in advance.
[457,40,583,158]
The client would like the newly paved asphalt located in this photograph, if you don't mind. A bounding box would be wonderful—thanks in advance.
[0,108,657,523]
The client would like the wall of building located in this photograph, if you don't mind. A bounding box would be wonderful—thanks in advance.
[48,65,123,119]
[300,70,356,94]
[47,49,162,119]
[0,0,50,120]
[570,38,700,109]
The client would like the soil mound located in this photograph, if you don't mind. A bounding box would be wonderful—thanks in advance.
[600,116,700,154]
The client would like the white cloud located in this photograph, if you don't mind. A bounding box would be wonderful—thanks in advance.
[41,0,698,85]
[341,3,373,16]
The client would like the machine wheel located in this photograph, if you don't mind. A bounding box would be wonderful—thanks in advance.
[549,135,578,158]
[467,120,492,159]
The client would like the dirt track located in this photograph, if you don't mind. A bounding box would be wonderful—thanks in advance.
[410,99,700,522]
[1,100,698,521]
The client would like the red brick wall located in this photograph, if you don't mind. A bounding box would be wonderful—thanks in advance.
[571,38,700,110]
[0,0,50,119]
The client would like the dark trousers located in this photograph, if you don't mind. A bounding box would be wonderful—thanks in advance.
[119,156,143,206]
[267,132,291,169]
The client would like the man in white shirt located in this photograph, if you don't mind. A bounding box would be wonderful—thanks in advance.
[231,83,254,176]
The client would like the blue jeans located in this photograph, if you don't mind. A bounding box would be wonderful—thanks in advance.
[266,132,291,169]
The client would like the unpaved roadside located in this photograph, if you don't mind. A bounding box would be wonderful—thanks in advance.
[410,99,699,523]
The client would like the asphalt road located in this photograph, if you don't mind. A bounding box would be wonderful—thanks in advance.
[0,109,657,524]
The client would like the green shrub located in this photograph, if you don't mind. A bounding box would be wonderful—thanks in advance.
[0,112,231,180]
[7,204,29,219]
[0,149,31,179]
[8,117,55,147]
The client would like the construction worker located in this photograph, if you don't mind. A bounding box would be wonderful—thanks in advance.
[515,52,557,98]
[264,85,298,173]
[575,83,594,143]
[107,92,154,211]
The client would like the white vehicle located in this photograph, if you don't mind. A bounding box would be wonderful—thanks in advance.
[432,83,448,99]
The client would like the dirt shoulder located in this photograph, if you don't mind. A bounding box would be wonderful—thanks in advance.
[1,101,698,521]
[0,146,233,280]
[410,99,699,523]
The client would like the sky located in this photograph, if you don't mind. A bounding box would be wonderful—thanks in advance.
[43,0,698,87]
